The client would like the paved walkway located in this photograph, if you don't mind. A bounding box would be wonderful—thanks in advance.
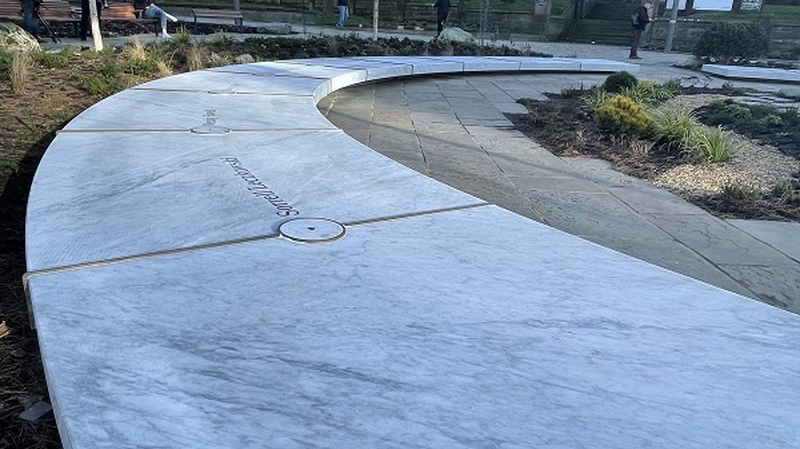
[42,24,800,312]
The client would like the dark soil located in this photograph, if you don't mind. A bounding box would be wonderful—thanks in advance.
[508,92,800,222]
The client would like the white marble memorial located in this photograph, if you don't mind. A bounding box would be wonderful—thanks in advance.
[27,130,482,271]
[702,64,800,83]
[63,90,335,131]
[25,57,800,449]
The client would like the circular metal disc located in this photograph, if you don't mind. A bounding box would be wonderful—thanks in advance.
[279,218,346,243]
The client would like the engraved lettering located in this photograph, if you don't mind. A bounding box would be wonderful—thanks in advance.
[222,157,300,217]
[204,110,218,126]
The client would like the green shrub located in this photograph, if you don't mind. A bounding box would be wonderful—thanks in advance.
[715,99,752,119]
[602,71,638,94]
[772,179,794,197]
[760,114,783,126]
[595,95,654,136]
[693,22,769,64]
[683,125,736,163]
[702,99,751,125]
[780,107,800,126]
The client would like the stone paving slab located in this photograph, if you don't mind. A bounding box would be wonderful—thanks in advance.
[727,219,800,262]
[652,215,798,267]
[523,190,672,240]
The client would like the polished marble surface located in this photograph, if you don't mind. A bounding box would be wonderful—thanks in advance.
[287,57,416,81]
[133,69,335,99]
[29,57,800,448]
[26,130,482,271]
[62,90,335,131]
[702,64,800,82]
[28,206,800,449]
[211,62,369,96]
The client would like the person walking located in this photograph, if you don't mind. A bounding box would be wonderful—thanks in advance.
[336,0,348,28]
[432,0,450,37]
[629,1,652,59]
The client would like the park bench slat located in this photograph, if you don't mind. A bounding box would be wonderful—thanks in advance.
[191,7,243,32]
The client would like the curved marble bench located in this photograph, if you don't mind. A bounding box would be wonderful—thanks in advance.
[25,57,800,448]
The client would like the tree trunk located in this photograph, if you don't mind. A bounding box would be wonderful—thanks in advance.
[732,0,743,13]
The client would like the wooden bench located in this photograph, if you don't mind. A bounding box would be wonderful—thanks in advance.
[0,0,23,21]
[0,0,75,23]
[102,2,160,35]
[191,7,243,33]
[0,0,77,41]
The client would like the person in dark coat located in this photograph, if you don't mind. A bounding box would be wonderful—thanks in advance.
[80,0,103,41]
[629,2,652,59]
[432,0,450,37]
[20,0,40,39]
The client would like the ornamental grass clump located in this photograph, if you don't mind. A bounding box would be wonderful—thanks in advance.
[683,125,736,163]
[594,95,653,136]
[10,51,32,95]
[619,79,677,106]
[650,108,697,152]
[581,87,611,112]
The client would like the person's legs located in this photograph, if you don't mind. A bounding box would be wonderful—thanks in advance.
[80,0,89,39]
[143,6,170,37]
[436,11,447,36]
[337,5,346,28]
[630,29,643,58]
[21,0,39,37]
[574,0,584,19]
